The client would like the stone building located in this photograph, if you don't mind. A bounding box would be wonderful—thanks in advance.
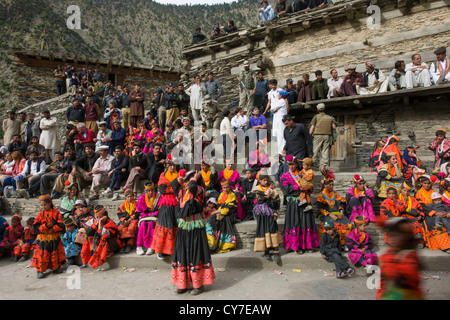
[11,48,180,108]
[180,0,450,170]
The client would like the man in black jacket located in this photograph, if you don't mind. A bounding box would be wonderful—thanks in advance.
[122,142,148,195]
[103,145,130,200]
[68,144,100,194]
[66,98,86,124]
[146,142,166,185]
[47,148,77,198]
[282,115,313,166]
[191,27,206,45]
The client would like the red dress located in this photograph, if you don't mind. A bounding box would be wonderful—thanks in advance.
[31,208,66,272]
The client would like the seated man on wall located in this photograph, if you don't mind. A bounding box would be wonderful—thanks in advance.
[340,65,365,96]
[259,0,276,22]
[311,70,329,100]
[359,62,390,95]
[327,69,344,99]
[388,60,407,91]
[405,53,432,89]
[430,47,450,85]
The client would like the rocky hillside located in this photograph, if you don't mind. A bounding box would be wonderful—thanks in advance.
[0,0,260,68]
[0,0,260,112]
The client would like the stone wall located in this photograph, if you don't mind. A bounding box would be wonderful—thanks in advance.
[180,0,450,169]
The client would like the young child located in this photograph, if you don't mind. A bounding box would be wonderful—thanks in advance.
[379,187,406,245]
[13,217,36,262]
[320,220,355,278]
[429,192,450,233]
[203,197,217,219]
[252,174,282,264]
[117,190,139,254]
[240,169,256,220]
[62,217,81,266]
[345,216,377,274]
[299,157,315,212]
[0,214,24,261]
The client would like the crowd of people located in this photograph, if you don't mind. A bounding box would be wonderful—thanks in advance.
[0,42,448,298]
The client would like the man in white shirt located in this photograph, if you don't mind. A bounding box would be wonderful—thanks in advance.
[185,74,204,122]
[220,109,234,160]
[405,54,432,89]
[359,62,390,95]
[430,47,450,85]
[16,150,47,198]
[89,145,114,200]
[327,69,344,99]
[231,108,249,132]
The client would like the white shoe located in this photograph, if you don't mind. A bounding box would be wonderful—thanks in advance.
[136,247,145,255]
[102,187,112,195]
[112,192,119,201]
[146,248,155,255]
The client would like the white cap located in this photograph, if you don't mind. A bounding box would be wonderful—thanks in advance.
[431,192,442,200]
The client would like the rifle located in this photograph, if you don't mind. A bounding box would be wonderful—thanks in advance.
[237,76,250,98]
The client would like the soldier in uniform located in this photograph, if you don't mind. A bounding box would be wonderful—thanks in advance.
[309,103,336,172]
[237,61,255,117]
[201,95,223,131]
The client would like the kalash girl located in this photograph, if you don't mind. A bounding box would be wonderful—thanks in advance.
[31,195,66,279]
[252,174,283,264]
[135,182,159,255]
[345,215,377,274]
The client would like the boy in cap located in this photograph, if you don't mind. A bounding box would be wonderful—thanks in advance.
[320,220,355,278]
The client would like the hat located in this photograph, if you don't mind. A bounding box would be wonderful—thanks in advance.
[323,220,335,229]
[431,192,442,200]
[12,214,22,222]
[354,215,366,225]
[64,217,76,226]
[345,65,357,71]
[279,90,288,98]
[39,194,52,202]
[207,197,217,205]
[282,114,294,122]
[7,110,15,114]
[98,145,109,151]
[74,200,86,206]
[316,103,326,111]
[286,155,297,164]
[352,174,364,183]
[144,182,155,190]
[98,121,107,127]
[221,179,230,187]
[243,60,250,66]
[94,205,106,216]
[434,47,447,55]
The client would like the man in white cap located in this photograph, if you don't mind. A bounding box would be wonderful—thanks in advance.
[430,47,450,85]
[309,103,336,171]
[237,60,255,116]
[89,145,114,200]
[359,62,389,95]
[405,53,432,89]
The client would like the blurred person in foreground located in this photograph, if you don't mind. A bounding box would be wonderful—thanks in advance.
[376,217,424,300]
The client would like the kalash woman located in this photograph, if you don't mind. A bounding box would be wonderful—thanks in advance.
[80,205,121,270]
[281,155,319,254]
[345,174,376,223]
[252,173,283,264]
[316,170,353,249]
[377,152,405,198]
[150,155,179,260]
[206,179,238,253]
[171,171,215,295]
[31,195,67,279]
[135,182,159,255]
[219,159,245,221]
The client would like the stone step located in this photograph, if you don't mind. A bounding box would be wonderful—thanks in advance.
[91,245,450,272]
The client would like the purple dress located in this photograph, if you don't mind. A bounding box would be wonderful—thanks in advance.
[345,187,376,223]
[136,193,159,248]
[345,229,377,267]
[280,171,319,251]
